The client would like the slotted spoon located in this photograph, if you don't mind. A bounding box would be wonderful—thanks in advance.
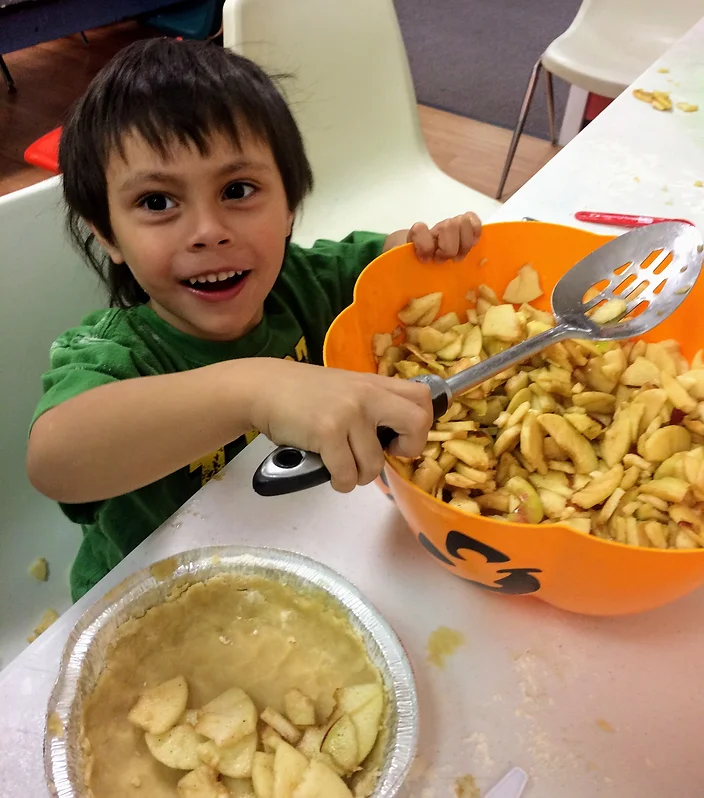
[253,221,704,496]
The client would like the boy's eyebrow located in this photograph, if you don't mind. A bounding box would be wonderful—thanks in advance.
[217,159,274,176]
[119,160,274,192]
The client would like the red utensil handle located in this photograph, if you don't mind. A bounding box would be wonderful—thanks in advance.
[575,211,694,227]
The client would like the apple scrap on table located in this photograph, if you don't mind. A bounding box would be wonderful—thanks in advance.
[632,88,698,112]
[373,264,704,550]
[127,675,384,798]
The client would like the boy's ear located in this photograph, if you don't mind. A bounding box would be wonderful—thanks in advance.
[88,224,125,264]
[286,212,294,237]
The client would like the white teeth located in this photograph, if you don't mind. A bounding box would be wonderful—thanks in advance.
[187,270,243,286]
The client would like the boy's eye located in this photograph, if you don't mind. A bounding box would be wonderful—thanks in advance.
[223,182,255,201]
[139,194,175,212]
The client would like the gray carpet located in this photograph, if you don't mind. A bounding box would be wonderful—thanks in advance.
[394,0,583,140]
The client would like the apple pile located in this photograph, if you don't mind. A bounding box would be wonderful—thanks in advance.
[127,675,384,797]
[374,265,704,549]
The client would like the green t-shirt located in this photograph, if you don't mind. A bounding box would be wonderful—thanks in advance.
[33,232,386,601]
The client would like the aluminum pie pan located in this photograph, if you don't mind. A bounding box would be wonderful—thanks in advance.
[44,545,418,797]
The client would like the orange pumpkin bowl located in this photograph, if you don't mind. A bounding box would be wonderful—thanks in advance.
[323,221,704,616]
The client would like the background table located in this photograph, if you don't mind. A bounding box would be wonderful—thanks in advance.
[3,15,704,798]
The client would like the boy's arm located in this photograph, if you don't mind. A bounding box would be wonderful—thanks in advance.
[28,360,255,503]
[27,358,432,502]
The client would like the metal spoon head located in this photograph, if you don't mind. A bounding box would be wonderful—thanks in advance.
[551,221,704,340]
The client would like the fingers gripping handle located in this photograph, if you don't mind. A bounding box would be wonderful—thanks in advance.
[252,375,450,497]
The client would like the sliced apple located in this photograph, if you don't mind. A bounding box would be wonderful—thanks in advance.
[502,264,543,305]
[296,727,326,761]
[261,725,286,752]
[177,765,229,798]
[506,476,544,524]
[333,684,381,717]
[251,752,275,798]
[272,741,309,798]
[431,311,461,332]
[260,707,302,746]
[128,675,188,734]
[197,732,258,778]
[481,303,523,343]
[348,691,384,764]
[283,689,316,728]
[398,292,442,326]
[221,777,256,798]
[537,414,598,474]
[196,689,257,747]
[181,709,202,728]
[320,714,358,773]
[145,723,203,770]
[291,760,353,798]
[202,688,255,717]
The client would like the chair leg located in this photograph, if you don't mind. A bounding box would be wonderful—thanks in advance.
[0,55,16,92]
[545,69,557,146]
[496,58,543,200]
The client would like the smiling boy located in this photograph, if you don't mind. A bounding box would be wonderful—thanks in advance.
[27,39,483,599]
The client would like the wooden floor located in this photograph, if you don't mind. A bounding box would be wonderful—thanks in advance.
[0,21,559,200]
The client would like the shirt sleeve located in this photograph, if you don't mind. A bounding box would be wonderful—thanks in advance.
[295,231,387,317]
[32,322,147,427]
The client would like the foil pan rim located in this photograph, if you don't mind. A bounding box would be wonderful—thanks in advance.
[44,545,419,798]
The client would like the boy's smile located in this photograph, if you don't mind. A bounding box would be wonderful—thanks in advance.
[98,131,294,341]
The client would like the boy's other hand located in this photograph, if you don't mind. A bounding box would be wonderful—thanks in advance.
[383,211,482,262]
[250,361,433,493]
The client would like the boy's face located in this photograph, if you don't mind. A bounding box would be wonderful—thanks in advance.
[98,130,294,340]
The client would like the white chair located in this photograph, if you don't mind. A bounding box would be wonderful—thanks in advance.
[496,0,704,199]
[222,0,501,247]
[0,177,102,668]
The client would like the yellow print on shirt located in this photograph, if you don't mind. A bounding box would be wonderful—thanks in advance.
[189,448,226,485]
[189,337,307,485]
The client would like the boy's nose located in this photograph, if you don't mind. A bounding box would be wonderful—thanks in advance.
[191,236,230,250]
[188,209,232,250]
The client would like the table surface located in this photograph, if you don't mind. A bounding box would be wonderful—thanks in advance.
[3,16,704,798]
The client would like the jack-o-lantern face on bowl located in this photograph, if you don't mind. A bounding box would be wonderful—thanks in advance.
[325,221,704,616]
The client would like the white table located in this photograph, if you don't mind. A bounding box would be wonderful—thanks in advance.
[4,18,704,798]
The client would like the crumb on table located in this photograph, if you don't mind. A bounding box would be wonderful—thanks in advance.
[27,608,59,643]
[426,626,465,667]
[27,557,48,581]
[455,774,480,798]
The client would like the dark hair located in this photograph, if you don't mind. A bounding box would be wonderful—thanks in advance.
[60,38,313,308]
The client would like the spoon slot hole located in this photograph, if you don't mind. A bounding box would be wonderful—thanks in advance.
[623,280,649,301]
[639,249,664,269]
[613,274,636,295]
[653,251,673,275]
[653,279,667,295]
[582,280,609,305]
[624,299,649,321]
[613,262,632,275]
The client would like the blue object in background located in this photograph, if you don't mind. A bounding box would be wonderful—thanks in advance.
[141,0,223,39]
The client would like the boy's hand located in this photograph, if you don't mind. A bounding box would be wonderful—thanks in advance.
[251,360,433,493]
[384,211,482,262]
